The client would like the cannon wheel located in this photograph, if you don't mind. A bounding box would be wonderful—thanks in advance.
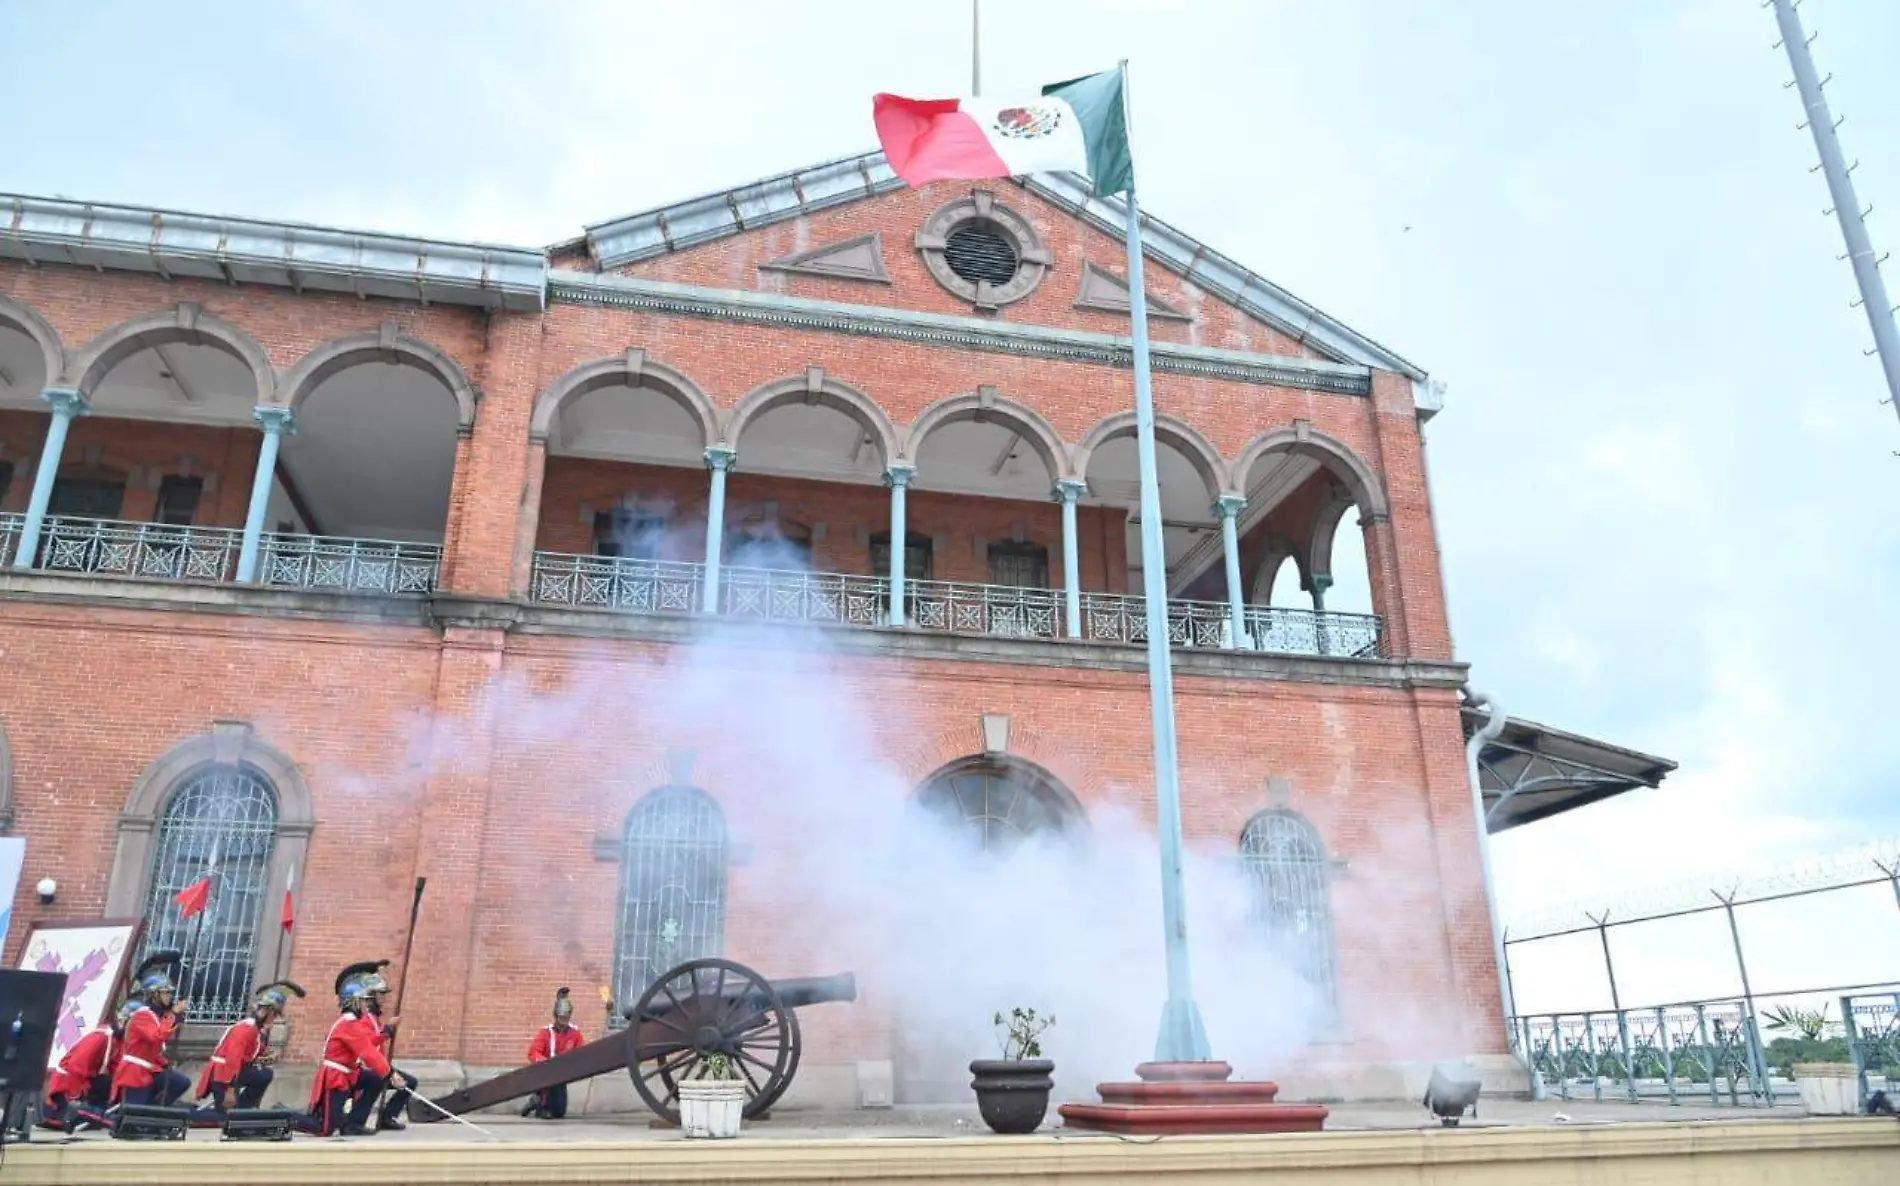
[627,958,802,1123]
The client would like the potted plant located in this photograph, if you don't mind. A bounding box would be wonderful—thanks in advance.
[677,1053,748,1139]
[969,1007,1055,1134]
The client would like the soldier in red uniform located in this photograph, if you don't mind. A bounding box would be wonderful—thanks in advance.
[194,981,304,1114]
[306,960,411,1136]
[111,952,192,1107]
[520,987,585,1119]
[40,1000,133,1130]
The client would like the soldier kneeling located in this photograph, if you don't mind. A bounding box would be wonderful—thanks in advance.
[520,988,585,1119]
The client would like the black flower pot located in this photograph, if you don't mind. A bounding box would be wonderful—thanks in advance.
[969,1058,1055,1134]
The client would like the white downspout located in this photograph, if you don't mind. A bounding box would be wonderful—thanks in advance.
[1463,688,1535,1096]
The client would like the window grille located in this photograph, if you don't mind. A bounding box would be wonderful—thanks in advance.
[943,222,1020,287]
[1239,811,1339,1014]
[614,786,728,1019]
[138,765,279,1025]
[918,761,1071,853]
[869,532,933,582]
[986,541,1049,589]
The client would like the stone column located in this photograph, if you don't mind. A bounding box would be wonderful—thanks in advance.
[236,406,295,584]
[1311,571,1334,656]
[12,387,87,571]
[1055,478,1087,639]
[701,445,737,613]
[1215,493,1249,650]
[884,463,915,627]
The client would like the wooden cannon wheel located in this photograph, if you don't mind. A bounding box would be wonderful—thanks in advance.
[627,957,803,1123]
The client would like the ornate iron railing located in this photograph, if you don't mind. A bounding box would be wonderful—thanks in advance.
[3,514,438,595]
[36,515,244,582]
[531,553,705,615]
[530,551,1385,657]
[0,511,21,568]
[1517,1002,1776,1106]
[258,533,440,596]
[1080,593,1384,657]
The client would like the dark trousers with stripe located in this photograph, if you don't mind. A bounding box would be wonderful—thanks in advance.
[121,1069,191,1108]
[206,1065,274,1111]
[309,1069,413,1135]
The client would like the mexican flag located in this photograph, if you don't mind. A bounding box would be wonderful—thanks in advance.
[872,68,1133,196]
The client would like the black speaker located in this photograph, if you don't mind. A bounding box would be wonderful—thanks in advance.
[110,1104,191,1140]
[0,968,67,1096]
[221,1108,300,1141]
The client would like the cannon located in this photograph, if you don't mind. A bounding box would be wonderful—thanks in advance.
[410,958,857,1125]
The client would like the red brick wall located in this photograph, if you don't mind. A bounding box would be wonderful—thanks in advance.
[601,179,1329,359]
[0,410,258,527]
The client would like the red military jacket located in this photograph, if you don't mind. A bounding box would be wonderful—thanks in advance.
[526,1023,585,1063]
[308,1012,391,1105]
[109,1005,177,1099]
[196,1016,266,1098]
[47,1024,118,1099]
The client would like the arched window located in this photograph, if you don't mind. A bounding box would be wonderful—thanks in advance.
[137,765,280,1025]
[614,786,728,1012]
[916,758,1076,853]
[1240,810,1339,1014]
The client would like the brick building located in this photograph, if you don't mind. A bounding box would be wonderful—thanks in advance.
[0,155,1671,1109]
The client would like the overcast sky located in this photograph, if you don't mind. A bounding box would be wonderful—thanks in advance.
[5,0,1898,1016]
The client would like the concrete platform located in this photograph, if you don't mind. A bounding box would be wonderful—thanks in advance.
[4,1101,1897,1184]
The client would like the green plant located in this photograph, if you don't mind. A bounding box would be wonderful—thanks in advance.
[697,1052,741,1081]
[994,1007,1054,1060]
[1763,1003,1834,1041]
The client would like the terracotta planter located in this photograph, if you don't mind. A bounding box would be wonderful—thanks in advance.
[969,1059,1055,1134]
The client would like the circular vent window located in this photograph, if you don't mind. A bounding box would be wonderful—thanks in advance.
[943,222,1020,288]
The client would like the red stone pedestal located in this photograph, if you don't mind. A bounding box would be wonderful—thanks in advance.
[1058,1061,1329,1135]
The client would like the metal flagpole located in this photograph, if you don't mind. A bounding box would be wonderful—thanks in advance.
[971,0,981,95]
[1118,58,1211,1065]
[1771,0,1900,429]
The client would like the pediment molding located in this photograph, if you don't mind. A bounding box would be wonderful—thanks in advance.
[760,232,892,284]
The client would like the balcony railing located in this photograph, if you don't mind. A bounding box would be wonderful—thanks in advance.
[0,513,439,596]
[529,551,1384,659]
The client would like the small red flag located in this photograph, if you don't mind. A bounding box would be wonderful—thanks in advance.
[174,877,211,919]
[281,885,295,932]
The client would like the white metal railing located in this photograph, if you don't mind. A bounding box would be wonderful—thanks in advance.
[1080,593,1383,657]
[36,515,243,582]
[530,551,1384,658]
[1,514,438,595]
[258,532,441,596]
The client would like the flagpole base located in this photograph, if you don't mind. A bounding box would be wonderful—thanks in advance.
[1058,1062,1330,1135]
[1153,995,1211,1064]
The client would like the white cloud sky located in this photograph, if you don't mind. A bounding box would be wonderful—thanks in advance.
[5,0,1898,1019]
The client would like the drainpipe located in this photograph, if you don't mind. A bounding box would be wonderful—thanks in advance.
[1463,687,1532,1094]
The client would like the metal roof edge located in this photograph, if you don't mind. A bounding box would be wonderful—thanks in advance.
[0,193,549,312]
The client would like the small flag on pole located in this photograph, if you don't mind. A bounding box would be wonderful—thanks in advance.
[281,866,296,932]
[174,836,220,919]
[872,69,1131,196]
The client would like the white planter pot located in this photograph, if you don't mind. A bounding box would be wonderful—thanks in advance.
[678,1078,747,1139]
[1792,1063,1860,1116]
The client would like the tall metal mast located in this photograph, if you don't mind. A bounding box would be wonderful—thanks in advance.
[1771,0,1900,427]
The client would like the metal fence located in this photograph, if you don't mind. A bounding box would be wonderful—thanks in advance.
[1505,840,1900,1109]
[0,513,440,595]
[528,550,1384,658]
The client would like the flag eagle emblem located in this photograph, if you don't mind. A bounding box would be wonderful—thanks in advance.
[991,104,1063,140]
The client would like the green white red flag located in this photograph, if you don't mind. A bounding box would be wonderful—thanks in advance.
[872,69,1132,196]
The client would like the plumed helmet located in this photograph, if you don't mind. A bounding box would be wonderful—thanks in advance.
[133,951,182,997]
[252,980,306,1013]
[552,987,573,1021]
[334,960,391,1005]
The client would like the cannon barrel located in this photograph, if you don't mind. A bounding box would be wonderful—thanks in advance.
[623,971,857,1021]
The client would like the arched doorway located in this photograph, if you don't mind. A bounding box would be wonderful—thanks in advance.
[896,756,1080,1101]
